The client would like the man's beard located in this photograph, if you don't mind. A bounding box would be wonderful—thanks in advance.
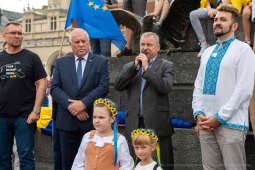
[214,24,232,38]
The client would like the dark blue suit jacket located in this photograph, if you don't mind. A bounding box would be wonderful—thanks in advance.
[51,53,109,131]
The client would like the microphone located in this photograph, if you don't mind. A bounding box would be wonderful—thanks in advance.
[142,49,148,55]
[138,50,148,67]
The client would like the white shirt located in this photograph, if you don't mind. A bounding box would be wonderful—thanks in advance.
[134,161,163,170]
[75,53,88,77]
[71,132,134,170]
[192,39,255,130]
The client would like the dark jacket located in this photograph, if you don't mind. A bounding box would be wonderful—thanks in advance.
[115,57,174,136]
[51,53,109,131]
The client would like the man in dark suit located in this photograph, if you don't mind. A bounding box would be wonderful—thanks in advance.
[51,28,109,170]
[115,32,174,170]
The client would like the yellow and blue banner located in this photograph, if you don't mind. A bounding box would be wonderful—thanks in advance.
[65,0,126,50]
[37,107,53,136]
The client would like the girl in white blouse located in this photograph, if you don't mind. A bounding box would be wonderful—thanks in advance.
[71,98,134,170]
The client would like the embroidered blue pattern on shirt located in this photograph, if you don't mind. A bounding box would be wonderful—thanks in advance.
[215,112,248,131]
[203,36,235,95]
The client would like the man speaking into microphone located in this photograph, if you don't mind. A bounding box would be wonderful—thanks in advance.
[115,32,175,170]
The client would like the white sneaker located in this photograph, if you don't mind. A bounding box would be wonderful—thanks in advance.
[197,44,208,57]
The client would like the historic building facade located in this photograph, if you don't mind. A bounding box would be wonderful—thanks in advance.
[0,0,72,76]
[0,0,155,76]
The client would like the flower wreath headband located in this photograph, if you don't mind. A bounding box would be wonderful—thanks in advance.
[131,128,161,167]
[94,98,118,117]
[93,98,118,166]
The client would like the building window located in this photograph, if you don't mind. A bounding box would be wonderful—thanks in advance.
[50,16,57,30]
[25,19,31,32]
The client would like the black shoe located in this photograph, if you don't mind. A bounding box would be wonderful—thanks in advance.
[172,33,185,44]
[117,47,132,57]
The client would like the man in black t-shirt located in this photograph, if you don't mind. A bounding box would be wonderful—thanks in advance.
[0,22,47,170]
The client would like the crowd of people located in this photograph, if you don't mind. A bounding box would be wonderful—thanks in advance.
[189,0,255,57]
[106,0,255,58]
[1,1,255,170]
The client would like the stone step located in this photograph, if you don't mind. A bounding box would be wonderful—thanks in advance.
[33,18,255,170]
[34,128,255,170]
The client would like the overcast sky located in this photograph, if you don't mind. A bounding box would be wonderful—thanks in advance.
[0,0,48,13]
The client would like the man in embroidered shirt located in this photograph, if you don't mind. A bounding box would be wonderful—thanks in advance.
[192,4,255,170]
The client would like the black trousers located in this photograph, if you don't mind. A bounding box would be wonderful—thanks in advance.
[139,117,174,170]
[58,129,87,170]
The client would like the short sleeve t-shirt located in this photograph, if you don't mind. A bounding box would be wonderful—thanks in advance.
[0,49,47,117]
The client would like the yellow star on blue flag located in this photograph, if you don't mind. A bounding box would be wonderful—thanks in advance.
[65,0,126,50]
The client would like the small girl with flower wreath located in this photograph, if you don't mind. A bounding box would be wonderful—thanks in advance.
[131,128,163,170]
[71,98,134,170]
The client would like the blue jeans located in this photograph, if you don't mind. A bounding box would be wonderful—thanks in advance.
[0,117,36,170]
[90,39,111,57]
[52,120,61,170]
[189,8,209,43]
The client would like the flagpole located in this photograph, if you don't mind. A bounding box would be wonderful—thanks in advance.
[58,29,66,58]
[58,0,71,58]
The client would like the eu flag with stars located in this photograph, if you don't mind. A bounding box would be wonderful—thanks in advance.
[65,0,126,50]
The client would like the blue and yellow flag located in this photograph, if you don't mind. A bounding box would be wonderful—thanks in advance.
[65,0,126,50]
[37,107,53,136]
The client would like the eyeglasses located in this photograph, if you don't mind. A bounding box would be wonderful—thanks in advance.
[6,32,23,36]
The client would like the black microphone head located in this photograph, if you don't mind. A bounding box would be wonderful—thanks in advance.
[142,49,148,55]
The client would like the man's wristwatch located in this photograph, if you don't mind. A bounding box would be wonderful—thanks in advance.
[32,109,40,115]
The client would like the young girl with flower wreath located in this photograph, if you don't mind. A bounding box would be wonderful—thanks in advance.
[131,128,163,170]
[71,98,134,170]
